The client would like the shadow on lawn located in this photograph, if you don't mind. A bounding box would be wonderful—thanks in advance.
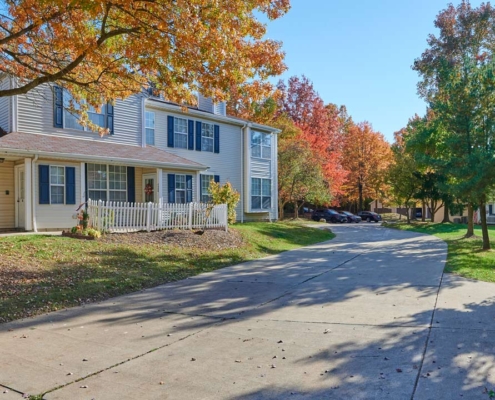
[1,225,494,399]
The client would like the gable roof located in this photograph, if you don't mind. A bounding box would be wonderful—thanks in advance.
[0,132,207,170]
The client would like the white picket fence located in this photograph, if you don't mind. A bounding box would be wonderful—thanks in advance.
[87,200,228,233]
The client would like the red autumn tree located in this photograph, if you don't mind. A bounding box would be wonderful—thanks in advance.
[277,76,346,203]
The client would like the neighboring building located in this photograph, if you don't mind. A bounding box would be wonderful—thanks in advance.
[0,76,279,231]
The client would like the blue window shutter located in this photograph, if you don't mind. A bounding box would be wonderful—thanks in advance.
[214,125,220,153]
[65,167,76,205]
[127,167,135,202]
[39,165,50,204]
[196,121,202,151]
[214,175,220,184]
[53,87,63,128]
[186,175,193,203]
[168,174,176,203]
[188,120,194,150]
[106,103,114,135]
[167,116,174,148]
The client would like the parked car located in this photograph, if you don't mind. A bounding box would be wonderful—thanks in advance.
[312,209,347,223]
[357,211,382,223]
[340,211,362,223]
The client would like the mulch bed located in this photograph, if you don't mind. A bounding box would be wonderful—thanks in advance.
[98,228,244,250]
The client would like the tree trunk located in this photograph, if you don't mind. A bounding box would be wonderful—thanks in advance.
[279,199,286,220]
[442,203,450,223]
[466,204,474,238]
[421,201,426,222]
[430,200,436,223]
[479,200,491,251]
[358,182,363,211]
[406,206,411,224]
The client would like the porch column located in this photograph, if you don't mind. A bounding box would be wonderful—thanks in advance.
[196,171,201,202]
[80,162,86,203]
[156,168,163,202]
[24,158,33,231]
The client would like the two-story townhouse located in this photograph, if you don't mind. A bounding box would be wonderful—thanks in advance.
[0,75,279,231]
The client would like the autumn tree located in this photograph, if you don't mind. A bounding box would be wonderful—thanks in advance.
[277,76,346,201]
[413,0,495,249]
[341,122,392,212]
[0,0,290,112]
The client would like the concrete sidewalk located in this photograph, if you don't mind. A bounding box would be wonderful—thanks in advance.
[1,224,494,399]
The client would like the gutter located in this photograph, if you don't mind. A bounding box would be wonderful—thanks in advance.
[146,99,281,133]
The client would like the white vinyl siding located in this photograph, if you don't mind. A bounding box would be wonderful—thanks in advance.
[35,160,81,229]
[0,77,11,133]
[17,84,142,146]
[174,117,188,149]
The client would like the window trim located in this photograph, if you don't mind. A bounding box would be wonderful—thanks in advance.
[87,163,127,202]
[251,131,272,160]
[174,117,189,149]
[49,165,65,205]
[251,177,272,211]
[145,111,155,146]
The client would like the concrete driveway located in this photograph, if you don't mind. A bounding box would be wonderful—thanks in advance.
[1,224,494,399]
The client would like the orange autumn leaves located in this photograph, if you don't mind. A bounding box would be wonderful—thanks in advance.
[0,0,290,109]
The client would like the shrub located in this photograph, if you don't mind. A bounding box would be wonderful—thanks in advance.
[208,181,240,224]
[85,228,102,239]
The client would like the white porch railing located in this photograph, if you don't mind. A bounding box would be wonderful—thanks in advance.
[87,200,228,233]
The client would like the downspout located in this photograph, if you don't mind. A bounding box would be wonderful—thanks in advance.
[240,123,247,223]
[31,154,39,232]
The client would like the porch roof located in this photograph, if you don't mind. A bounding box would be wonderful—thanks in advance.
[0,132,208,171]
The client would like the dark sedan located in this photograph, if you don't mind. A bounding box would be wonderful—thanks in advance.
[340,211,362,223]
[357,211,382,223]
[311,209,347,223]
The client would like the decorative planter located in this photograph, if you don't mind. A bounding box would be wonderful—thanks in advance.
[62,231,96,241]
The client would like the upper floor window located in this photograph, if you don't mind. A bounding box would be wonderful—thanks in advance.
[174,118,188,149]
[201,122,214,152]
[251,131,271,159]
[54,87,114,134]
[145,111,155,145]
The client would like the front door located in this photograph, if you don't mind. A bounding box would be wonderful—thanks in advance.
[16,166,26,228]
[142,174,156,203]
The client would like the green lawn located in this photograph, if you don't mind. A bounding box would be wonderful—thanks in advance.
[383,222,495,283]
[0,222,334,323]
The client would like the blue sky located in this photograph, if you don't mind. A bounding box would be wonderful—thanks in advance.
[263,0,484,142]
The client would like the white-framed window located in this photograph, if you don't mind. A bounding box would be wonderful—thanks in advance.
[87,164,127,202]
[202,122,214,152]
[63,91,107,131]
[174,117,188,149]
[50,166,65,204]
[175,174,186,203]
[251,178,271,210]
[145,111,155,145]
[251,131,271,159]
[200,174,214,203]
